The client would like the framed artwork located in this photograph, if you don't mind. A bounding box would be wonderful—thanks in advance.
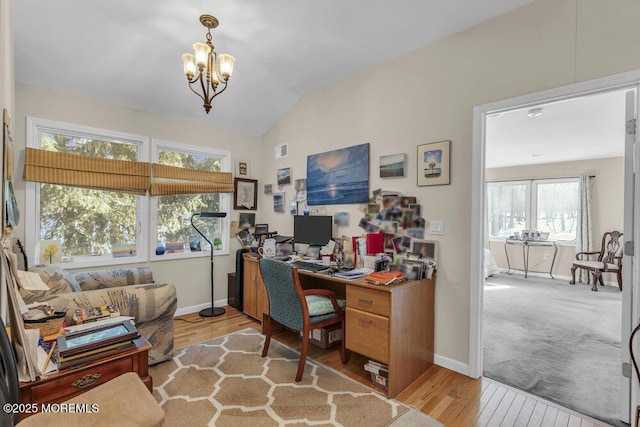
[40,240,62,264]
[307,143,370,205]
[233,178,258,210]
[277,167,292,185]
[264,184,273,194]
[273,193,285,212]
[417,140,450,186]
[410,239,438,263]
[235,159,251,177]
[238,212,256,229]
[379,153,406,178]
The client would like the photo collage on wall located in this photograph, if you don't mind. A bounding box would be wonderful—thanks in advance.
[358,189,437,279]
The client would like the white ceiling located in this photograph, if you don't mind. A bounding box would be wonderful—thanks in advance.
[13,0,533,137]
[485,89,628,169]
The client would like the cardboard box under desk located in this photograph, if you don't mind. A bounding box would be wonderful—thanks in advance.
[300,323,343,349]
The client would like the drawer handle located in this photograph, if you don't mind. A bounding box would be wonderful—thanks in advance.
[71,373,102,389]
[357,317,373,325]
[357,298,373,305]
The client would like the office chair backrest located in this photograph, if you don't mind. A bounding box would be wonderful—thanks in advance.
[259,258,306,331]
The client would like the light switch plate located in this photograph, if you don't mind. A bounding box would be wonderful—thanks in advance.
[429,220,444,235]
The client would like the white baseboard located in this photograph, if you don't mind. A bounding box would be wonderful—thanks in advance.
[175,299,228,317]
[434,354,469,376]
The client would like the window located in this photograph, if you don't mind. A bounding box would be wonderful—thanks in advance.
[151,141,230,258]
[487,178,579,241]
[25,118,230,267]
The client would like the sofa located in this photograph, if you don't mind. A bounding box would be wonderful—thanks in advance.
[19,265,177,365]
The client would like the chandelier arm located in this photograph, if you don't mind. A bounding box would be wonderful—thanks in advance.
[187,80,209,104]
[209,81,228,100]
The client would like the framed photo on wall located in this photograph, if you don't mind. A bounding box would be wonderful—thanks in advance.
[417,140,450,187]
[234,178,258,210]
[235,159,251,177]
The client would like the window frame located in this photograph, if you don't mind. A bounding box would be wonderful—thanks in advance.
[25,117,232,268]
[149,139,231,261]
[487,177,580,243]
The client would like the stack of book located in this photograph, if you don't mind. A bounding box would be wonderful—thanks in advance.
[56,320,139,369]
[364,360,388,390]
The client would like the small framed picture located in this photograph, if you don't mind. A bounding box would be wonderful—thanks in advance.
[379,153,406,178]
[277,167,292,185]
[264,184,273,194]
[410,239,438,263]
[417,140,450,187]
[235,159,251,177]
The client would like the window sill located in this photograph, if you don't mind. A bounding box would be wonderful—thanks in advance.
[150,248,230,262]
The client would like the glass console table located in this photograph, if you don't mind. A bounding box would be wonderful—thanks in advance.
[504,238,558,279]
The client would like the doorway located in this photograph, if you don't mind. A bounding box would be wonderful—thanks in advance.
[469,71,639,425]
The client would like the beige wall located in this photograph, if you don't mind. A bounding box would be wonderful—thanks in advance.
[259,0,640,366]
[0,0,14,120]
[14,82,261,310]
[8,0,640,368]
[486,157,624,282]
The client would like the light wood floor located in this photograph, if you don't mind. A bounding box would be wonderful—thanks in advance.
[173,307,613,427]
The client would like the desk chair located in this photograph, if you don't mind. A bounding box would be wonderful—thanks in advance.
[259,258,347,382]
[570,230,623,291]
[0,317,164,427]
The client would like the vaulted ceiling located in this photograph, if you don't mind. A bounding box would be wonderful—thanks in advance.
[13,0,532,136]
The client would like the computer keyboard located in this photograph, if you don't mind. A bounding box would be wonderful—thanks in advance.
[291,261,330,272]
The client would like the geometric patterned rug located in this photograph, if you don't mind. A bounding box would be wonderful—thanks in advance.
[150,329,441,426]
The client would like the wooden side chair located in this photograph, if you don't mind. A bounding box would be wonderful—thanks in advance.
[570,230,623,291]
[259,257,347,382]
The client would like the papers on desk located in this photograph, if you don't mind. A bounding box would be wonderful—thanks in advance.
[333,268,373,280]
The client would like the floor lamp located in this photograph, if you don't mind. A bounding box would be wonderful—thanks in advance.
[191,212,227,317]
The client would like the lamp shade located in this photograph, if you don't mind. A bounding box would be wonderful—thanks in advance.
[181,54,197,78]
[193,42,211,68]
[218,54,236,80]
[197,212,227,218]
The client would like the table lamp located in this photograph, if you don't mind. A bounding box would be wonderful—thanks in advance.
[190,212,227,317]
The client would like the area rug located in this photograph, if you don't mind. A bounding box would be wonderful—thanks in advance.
[483,273,623,427]
[150,329,441,426]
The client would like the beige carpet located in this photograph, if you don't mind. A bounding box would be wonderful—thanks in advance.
[150,329,441,427]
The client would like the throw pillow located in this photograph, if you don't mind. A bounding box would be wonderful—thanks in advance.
[305,295,346,316]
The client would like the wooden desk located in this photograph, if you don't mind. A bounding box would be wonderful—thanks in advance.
[19,336,152,418]
[243,255,436,397]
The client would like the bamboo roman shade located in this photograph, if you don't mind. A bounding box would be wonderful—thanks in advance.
[150,163,234,195]
[23,148,234,196]
[23,148,150,195]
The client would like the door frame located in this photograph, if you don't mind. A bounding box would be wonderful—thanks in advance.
[469,69,640,423]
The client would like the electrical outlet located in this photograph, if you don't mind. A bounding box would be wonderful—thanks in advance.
[543,253,550,260]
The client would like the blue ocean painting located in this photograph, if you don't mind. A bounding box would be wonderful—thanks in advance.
[307,143,369,205]
[423,149,443,178]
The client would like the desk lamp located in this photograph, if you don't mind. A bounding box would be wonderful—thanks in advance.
[190,212,227,317]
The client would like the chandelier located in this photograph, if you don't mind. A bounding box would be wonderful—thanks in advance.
[181,14,236,114]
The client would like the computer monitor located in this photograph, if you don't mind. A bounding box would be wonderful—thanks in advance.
[293,215,333,247]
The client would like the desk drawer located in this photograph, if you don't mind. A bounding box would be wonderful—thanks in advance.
[30,357,133,404]
[346,308,389,363]
[346,286,390,317]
